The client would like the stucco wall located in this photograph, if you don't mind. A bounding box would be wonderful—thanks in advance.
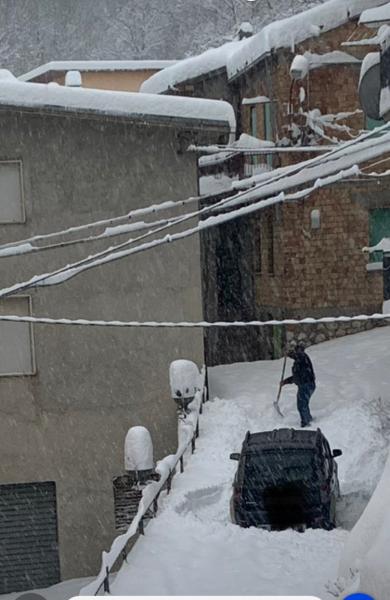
[0,108,207,581]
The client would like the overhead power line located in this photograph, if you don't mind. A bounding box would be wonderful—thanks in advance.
[0,313,388,328]
[2,120,390,257]
[0,165,361,298]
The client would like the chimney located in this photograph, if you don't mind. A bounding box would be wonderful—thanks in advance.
[238,22,254,40]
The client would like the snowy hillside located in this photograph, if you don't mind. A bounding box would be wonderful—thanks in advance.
[0,0,322,76]
[106,328,390,598]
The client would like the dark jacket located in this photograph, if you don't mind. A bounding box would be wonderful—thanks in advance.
[284,351,315,387]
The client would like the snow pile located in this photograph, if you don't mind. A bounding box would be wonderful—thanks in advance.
[0,72,236,130]
[169,359,200,399]
[239,21,254,35]
[110,328,390,597]
[231,132,275,148]
[19,60,177,81]
[199,174,236,195]
[227,0,388,79]
[140,39,245,94]
[290,54,310,79]
[364,236,390,253]
[360,2,390,26]
[338,451,390,600]
[0,69,17,81]
[242,95,270,105]
[124,426,154,471]
[64,70,82,87]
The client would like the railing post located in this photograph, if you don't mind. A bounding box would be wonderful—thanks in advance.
[180,455,184,473]
[138,517,145,535]
[191,434,196,453]
[167,470,173,494]
[204,366,209,403]
[103,567,110,594]
[153,496,158,516]
[195,420,199,439]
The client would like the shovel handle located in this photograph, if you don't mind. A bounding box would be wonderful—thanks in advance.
[276,354,287,402]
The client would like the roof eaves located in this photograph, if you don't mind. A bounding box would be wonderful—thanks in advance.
[0,102,231,132]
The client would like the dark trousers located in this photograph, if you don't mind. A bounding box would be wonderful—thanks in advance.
[297,383,315,426]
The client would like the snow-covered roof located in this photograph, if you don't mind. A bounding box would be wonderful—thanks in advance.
[0,70,235,131]
[140,40,245,95]
[140,1,386,96]
[360,2,390,27]
[227,0,389,80]
[19,60,177,82]
[242,96,270,105]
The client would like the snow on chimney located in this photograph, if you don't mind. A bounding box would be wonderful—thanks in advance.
[238,22,254,40]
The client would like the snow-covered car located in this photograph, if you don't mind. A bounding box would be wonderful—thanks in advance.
[230,428,342,531]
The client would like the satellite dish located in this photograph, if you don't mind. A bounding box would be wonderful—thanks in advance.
[359,52,381,120]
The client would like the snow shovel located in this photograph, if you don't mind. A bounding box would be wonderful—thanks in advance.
[274,354,287,417]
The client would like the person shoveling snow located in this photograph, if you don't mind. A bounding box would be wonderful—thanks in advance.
[281,342,316,427]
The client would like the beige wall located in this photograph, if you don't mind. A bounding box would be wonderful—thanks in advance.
[43,69,160,92]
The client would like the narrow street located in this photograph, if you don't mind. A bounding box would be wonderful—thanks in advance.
[111,328,390,597]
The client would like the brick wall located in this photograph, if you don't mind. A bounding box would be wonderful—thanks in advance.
[255,182,385,317]
[239,20,369,156]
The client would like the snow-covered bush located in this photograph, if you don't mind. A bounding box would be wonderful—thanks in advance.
[124,426,154,471]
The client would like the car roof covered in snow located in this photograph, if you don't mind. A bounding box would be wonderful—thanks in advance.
[244,428,323,450]
[19,60,178,82]
[0,70,235,132]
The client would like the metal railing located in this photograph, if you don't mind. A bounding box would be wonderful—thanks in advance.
[80,366,208,596]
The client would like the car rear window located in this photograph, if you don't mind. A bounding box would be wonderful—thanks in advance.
[243,449,317,485]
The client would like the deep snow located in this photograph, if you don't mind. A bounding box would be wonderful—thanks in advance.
[110,328,389,597]
[2,328,389,599]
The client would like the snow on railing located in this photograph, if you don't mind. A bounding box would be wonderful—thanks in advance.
[80,366,208,596]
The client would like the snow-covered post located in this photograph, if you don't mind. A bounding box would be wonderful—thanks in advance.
[169,359,201,417]
[124,426,155,483]
[65,70,82,87]
[170,359,202,466]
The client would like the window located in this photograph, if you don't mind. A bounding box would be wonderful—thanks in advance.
[0,161,24,223]
[267,215,274,275]
[0,297,35,375]
[254,223,262,274]
[369,208,390,263]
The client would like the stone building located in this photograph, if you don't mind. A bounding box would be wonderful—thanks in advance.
[143,0,390,363]
[0,74,233,591]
